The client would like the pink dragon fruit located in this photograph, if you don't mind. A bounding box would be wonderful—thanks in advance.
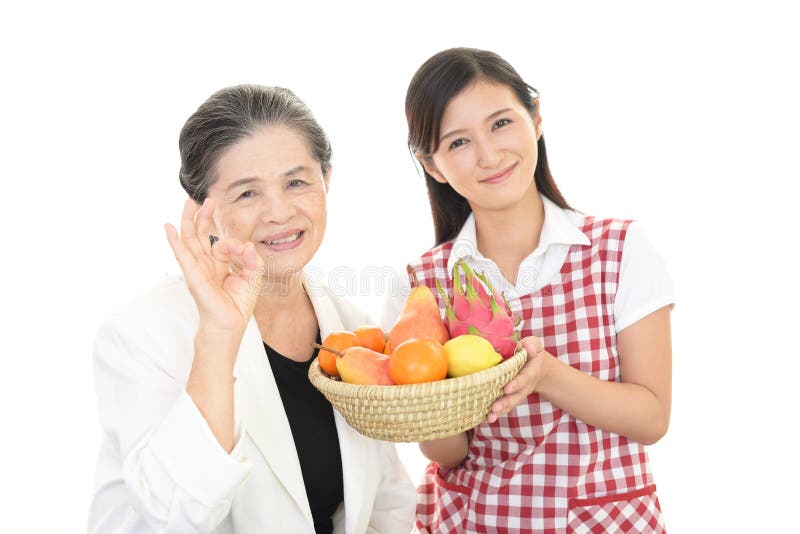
[435,258,520,359]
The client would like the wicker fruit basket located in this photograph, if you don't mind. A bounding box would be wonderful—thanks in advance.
[308,348,528,442]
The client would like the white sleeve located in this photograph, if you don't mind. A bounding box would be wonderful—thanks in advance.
[614,222,675,332]
[91,319,251,533]
[366,442,417,533]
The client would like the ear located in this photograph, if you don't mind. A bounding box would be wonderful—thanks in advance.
[323,165,332,192]
[415,152,448,184]
[533,98,543,141]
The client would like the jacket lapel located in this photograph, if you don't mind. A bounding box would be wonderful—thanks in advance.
[305,277,372,533]
[334,410,373,534]
[233,317,313,527]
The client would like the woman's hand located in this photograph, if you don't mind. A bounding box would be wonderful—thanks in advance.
[165,198,263,341]
[165,198,264,452]
[486,336,549,423]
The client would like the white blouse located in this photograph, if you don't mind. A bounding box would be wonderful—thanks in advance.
[381,194,674,334]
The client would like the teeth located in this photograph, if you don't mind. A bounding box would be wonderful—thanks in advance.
[266,232,302,245]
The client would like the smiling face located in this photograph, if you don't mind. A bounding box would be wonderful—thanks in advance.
[422,79,542,214]
[206,125,330,280]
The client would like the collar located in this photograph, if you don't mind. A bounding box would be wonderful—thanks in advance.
[446,193,590,275]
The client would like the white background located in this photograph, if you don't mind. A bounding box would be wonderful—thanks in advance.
[2,1,798,532]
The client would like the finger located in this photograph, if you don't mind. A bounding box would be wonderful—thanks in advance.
[520,336,544,355]
[211,237,246,263]
[486,396,510,423]
[179,198,204,259]
[210,237,248,280]
[241,241,264,271]
[239,242,267,295]
[502,355,538,395]
[165,223,199,279]
[487,389,528,423]
[227,241,262,275]
[195,197,216,258]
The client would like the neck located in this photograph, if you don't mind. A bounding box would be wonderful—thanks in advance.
[473,187,544,281]
[253,270,309,325]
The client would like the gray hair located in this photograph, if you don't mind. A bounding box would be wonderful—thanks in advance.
[178,84,332,202]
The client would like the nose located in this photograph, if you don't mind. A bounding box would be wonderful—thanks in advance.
[260,190,297,225]
[475,134,501,169]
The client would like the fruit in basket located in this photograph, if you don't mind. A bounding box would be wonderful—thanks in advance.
[389,339,448,385]
[318,331,360,377]
[354,325,386,353]
[335,347,394,385]
[442,335,503,377]
[388,266,450,352]
[437,259,520,359]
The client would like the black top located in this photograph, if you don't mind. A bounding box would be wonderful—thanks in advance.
[264,332,343,534]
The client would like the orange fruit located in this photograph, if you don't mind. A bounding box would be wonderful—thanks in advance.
[318,351,340,377]
[354,325,386,353]
[389,338,448,385]
[319,330,359,377]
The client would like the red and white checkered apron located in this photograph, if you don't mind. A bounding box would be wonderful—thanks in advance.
[411,216,666,534]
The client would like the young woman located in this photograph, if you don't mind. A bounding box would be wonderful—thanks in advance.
[396,48,673,533]
[88,85,416,533]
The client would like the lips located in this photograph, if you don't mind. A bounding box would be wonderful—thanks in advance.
[480,162,517,184]
[259,229,306,251]
[264,231,303,245]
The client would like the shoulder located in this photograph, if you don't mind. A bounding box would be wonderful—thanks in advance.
[408,241,454,271]
[331,293,374,330]
[407,241,455,288]
[304,276,375,331]
[94,277,198,375]
[614,221,675,329]
[101,276,197,336]
[575,213,635,245]
[618,221,671,271]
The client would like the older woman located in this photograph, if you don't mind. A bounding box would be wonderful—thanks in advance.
[88,85,416,533]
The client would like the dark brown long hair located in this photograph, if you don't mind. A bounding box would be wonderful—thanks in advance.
[405,48,571,245]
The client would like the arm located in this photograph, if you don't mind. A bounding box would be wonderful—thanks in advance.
[419,337,547,467]
[380,275,472,468]
[166,197,262,451]
[186,329,240,452]
[92,320,252,533]
[535,306,672,444]
[485,307,671,444]
[90,199,264,533]
[419,433,470,469]
[489,222,673,443]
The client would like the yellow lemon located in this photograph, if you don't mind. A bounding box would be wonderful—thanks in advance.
[443,334,502,377]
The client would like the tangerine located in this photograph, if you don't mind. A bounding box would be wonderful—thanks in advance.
[318,330,359,377]
[354,325,386,353]
[389,338,448,385]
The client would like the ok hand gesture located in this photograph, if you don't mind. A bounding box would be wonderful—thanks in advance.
[165,198,264,339]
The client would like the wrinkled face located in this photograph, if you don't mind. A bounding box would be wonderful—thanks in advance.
[206,125,329,280]
[423,79,542,213]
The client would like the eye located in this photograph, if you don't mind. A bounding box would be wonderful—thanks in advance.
[492,118,512,130]
[236,190,256,201]
[287,178,308,189]
[448,138,468,150]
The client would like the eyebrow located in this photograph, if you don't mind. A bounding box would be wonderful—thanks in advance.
[224,165,309,192]
[439,108,513,144]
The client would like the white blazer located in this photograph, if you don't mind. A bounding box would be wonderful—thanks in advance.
[88,276,416,533]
